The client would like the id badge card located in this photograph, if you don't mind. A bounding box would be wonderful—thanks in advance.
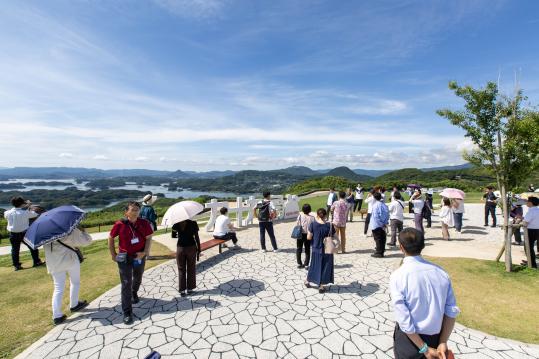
[131,237,140,245]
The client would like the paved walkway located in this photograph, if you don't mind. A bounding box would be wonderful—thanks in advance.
[16,212,539,359]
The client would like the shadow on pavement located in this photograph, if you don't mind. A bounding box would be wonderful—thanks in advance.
[198,279,265,297]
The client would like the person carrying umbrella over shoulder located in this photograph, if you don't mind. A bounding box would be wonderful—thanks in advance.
[23,205,92,325]
[161,200,204,297]
[45,226,92,325]
[108,201,153,325]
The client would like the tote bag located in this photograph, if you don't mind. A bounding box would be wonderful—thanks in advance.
[323,222,340,254]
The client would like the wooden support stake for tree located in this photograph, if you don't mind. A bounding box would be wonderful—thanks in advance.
[504,224,512,272]
[495,241,505,262]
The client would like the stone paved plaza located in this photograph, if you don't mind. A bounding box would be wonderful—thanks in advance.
[17,217,539,359]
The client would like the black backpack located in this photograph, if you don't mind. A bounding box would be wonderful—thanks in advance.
[257,202,271,222]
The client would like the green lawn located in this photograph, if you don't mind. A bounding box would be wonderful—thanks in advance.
[428,257,539,344]
[0,240,174,359]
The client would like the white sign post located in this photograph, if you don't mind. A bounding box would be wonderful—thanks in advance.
[283,194,300,219]
[227,196,251,228]
[204,198,228,232]
[271,195,285,220]
[244,196,259,225]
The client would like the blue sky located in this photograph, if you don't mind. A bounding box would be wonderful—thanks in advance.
[1,0,538,171]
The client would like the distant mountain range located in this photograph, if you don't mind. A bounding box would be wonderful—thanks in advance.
[0,164,471,180]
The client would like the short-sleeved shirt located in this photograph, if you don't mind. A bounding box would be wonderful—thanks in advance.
[110,218,153,256]
[297,213,314,234]
[257,200,276,222]
[484,192,497,207]
[4,207,38,233]
[331,200,348,227]
[524,206,539,229]
[172,220,200,247]
[213,215,231,236]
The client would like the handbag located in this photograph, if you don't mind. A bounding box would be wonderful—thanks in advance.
[291,216,303,239]
[323,222,340,254]
[57,240,84,263]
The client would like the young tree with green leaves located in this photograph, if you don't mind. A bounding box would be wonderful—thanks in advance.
[437,80,539,271]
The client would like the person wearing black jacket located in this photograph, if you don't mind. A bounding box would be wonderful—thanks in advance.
[172,219,201,297]
[483,186,497,227]
[424,192,433,228]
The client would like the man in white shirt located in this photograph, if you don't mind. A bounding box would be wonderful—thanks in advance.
[3,196,44,270]
[213,207,240,249]
[254,191,278,252]
[451,199,465,233]
[354,184,364,212]
[363,189,376,235]
[390,228,459,359]
[523,196,539,268]
[326,188,337,220]
[388,192,405,246]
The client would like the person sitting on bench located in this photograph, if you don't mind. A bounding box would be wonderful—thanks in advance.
[213,207,241,249]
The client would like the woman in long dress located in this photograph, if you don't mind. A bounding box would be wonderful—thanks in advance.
[304,208,335,293]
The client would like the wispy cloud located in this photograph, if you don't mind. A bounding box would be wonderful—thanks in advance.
[1,0,532,171]
[153,0,229,19]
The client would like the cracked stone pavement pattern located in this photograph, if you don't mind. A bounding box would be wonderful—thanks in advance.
[17,220,539,359]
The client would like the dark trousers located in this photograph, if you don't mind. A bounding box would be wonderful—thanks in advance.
[259,222,278,250]
[414,213,424,233]
[485,205,496,226]
[512,225,522,243]
[373,227,386,255]
[176,245,197,291]
[214,232,238,244]
[425,213,432,228]
[454,213,463,232]
[393,324,440,359]
[390,219,403,245]
[364,213,371,234]
[353,199,363,212]
[117,257,146,315]
[296,233,311,266]
[526,229,539,268]
[9,231,40,267]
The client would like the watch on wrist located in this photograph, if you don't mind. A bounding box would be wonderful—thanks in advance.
[418,343,428,354]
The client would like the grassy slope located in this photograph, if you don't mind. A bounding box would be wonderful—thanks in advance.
[428,257,539,344]
[0,240,174,359]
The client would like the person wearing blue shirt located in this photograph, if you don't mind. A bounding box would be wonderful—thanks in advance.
[390,228,459,359]
[370,192,389,258]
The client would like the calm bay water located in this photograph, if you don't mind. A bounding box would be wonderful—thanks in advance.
[0,179,244,212]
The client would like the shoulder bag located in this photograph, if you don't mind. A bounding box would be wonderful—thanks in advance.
[323,222,340,254]
[57,240,84,263]
[291,215,303,239]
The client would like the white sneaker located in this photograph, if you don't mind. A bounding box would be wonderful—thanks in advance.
[273,249,279,253]
[233,244,241,250]
[261,249,267,253]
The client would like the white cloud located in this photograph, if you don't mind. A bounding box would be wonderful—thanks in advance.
[93,155,108,160]
[58,152,73,158]
[135,156,149,162]
[345,100,408,115]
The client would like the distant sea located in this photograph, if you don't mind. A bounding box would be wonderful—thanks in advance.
[0,178,243,212]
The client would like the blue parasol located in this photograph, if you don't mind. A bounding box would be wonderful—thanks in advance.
[24,205,86,249]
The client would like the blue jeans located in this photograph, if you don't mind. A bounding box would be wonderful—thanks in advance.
[259,222,277,250]
[453,213,463,232]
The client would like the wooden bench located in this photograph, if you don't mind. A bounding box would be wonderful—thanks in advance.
[199,238,227,253]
